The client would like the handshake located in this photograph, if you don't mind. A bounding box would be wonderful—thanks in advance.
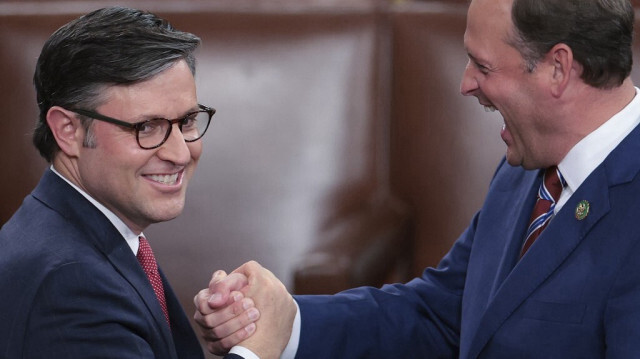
[193,261,297,359]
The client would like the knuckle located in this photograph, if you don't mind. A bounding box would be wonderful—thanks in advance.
[230,290,244,302]
[204,314,221,329]
[231,300,244,316]
[194,290,211,313]
[210,325,227,339]
[244,307,259,324]
[193,312,204,326]
[235,328,248,341]
[193,291,203,306]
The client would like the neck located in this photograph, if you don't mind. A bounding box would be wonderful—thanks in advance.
[545,78,636,166]
[572,78,636,136]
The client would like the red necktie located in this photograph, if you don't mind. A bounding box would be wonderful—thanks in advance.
[137,236,170,327]
[520,166,564,258]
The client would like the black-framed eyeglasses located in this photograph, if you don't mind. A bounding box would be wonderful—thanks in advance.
[68,104,215,149]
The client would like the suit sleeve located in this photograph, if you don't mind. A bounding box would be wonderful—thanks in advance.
[292,211,480,358]
[23,261,169,359]
[604,235,640,358]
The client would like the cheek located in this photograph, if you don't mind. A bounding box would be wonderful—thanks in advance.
[188,142,203,162]
[85,144,151,183]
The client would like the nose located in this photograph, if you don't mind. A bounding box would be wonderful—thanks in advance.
[460,60,479,97]
[156,123,191,165]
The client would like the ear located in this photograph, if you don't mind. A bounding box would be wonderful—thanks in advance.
[546,43,577,98]
[46,106,84,158]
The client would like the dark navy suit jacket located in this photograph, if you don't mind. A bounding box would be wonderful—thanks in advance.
[0,169,204,358]
[293,121,640,358]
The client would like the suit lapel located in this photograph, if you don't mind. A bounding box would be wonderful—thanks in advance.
[465,119,640,358]
[487,170,541,301]
[32,170,178,357]
[459,165,539,357]
[465,165,611,358]
[106,242,178,356]
[161,269,205,358]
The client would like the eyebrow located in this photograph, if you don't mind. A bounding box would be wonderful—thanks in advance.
[465,49,482,64]
[130,106,201,122]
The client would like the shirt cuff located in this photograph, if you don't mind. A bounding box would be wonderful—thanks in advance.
[229,346,260,359]
[280,299,301,359]
[230,299,300,359]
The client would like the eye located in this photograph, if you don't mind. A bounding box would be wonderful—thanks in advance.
[475,62,490,75]
[137,120,164,136]
[181,114,198,129]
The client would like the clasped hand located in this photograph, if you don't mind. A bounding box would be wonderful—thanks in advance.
[193,261,296,359]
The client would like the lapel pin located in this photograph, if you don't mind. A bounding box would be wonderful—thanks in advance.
[575,200,590,220]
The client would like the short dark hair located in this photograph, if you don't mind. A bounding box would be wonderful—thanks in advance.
[509,0,634,89]
[33,6,201,162]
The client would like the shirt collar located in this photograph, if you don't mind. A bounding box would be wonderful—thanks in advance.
[50,165,141,254]
[558,86,640,196]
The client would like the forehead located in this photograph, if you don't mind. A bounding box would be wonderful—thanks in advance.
[98,60,197,117]
[464,0,514,57]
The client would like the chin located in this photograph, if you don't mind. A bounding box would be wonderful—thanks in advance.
[147,211,183,225]
[149,200,186,222]
[504,153,521,168]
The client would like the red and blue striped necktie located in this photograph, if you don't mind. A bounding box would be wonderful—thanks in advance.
[520,166,565,258]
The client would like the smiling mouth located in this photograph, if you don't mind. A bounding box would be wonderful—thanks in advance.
[484,105,497,112]
[147,172,180,185]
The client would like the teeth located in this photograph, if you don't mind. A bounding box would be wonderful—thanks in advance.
[148,173,179,185]
[484,105,497,112]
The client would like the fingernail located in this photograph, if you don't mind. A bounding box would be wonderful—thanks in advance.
[208,293,221,303]
[242,298,253,310]
[245,323,256,334]
[212,270,223,281]
[232,293,242,302]
[247,307,259,321]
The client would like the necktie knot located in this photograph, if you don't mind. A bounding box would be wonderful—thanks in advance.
[540,166,565,203]
[137,236,170,327]
[521,166,565,258]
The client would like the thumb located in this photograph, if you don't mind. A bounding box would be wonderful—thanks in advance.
[208,270,248,308]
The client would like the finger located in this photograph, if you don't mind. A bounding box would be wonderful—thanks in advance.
[230,261,263,295]
[208,272,248,308]
[198,306,259,341]
[210,269,227,284]
[193,288,214,315]
[195,296,258,333]
[204,323,257,355]
[195,287,245,316]
[195,292,249,327]
[230,260,263,277]
[232,260,279,298]
[202,270,228,307]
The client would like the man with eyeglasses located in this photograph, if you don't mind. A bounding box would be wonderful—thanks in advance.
[0,7,245,359]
